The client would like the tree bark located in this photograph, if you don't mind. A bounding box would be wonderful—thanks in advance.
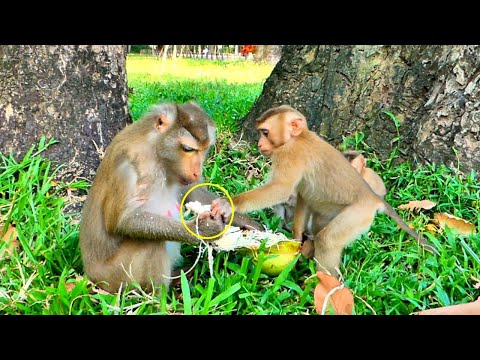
[254,45,282,64]
[0,45,131,181]
[241,45,480,172]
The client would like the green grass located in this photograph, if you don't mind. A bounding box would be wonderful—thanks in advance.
[127,55,273,84]
[127,55,270,133]
[1,56,479,315]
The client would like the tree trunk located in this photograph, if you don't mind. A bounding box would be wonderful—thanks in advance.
[172,45,177,63]
[208,45,215,60]
[0,45,131,181]
[241,45,480,172]
[254,45,282,64]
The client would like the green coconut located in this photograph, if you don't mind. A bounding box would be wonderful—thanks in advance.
[241,240,301,277]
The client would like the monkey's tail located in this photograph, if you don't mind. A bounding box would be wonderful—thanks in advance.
[380,200,437,254]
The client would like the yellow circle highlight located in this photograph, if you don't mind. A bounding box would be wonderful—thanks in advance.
[180,182,234,240]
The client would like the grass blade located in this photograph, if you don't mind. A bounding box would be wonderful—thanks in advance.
[209,283,241,307]
[180,270,192,315]
[272,253,301,292]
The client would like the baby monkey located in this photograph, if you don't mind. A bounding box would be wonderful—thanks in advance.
[297,150,387,259]
[274,150,387,235]
[342,150,386,199]
[210,105,435,276]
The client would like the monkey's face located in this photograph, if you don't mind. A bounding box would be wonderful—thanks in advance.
[257,130,274,157]
[256,113,305,157]
[175,142,208,185]
[256,116,286,157]
[151,103,215,186]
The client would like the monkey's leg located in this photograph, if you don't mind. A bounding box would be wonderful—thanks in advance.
[90,240,173,293]
[313,204,376,277]
[293,194,307,241]
[301,213,331,260]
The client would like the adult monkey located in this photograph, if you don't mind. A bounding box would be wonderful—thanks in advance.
[210,105,435,276]
[80,102,262,293]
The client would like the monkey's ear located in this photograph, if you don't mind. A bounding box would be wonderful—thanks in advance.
[350,155,366,172]
[148,103,177,133]
[290,117,306,137]
[154,113,171,133]
[186,100,202,109]
[342,150,359,162]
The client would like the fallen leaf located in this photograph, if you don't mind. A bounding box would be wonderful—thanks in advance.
[87,280,111,295]
[50,180,58,186]
[398,200,436,211]
[433,213,476,236]
[0,224,20,257]
[424,223,439,234]
[65,283,76,292]
[314,271,354,315]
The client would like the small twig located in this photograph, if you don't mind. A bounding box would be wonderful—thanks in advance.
[230,132,244,151]
[354,295,376,315]
[120,262,136,283]
[321,284,345,315]
[312,257,332,276]
[470,275,480,283]
[207,245,214,278]
[91,139,105,160]
[69,294,93,315]
[162,214,212,280]
[312,258,345,280]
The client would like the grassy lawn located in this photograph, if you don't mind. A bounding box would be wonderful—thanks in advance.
[1,55,479,314]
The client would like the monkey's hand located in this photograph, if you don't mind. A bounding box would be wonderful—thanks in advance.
[210,197,232,223]
[186,211,225,241]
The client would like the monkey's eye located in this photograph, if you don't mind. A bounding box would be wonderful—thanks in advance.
[259,129,269,136]
[181,144,195,152]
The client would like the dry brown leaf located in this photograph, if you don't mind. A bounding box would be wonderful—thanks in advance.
[64,275,87,293]
[314,271,354,315]
[398,200,436,211]
[0,224,20,257]
[87,280,110,295]
[65,282,76,292]
[433,213,476,236]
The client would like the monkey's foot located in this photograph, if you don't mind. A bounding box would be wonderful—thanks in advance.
[300,239,315,259]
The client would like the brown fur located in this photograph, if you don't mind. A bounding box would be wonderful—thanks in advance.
[80,102,261,293]
[273,150,387,233]
[342,150,386,198]
[211,105,435,276]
